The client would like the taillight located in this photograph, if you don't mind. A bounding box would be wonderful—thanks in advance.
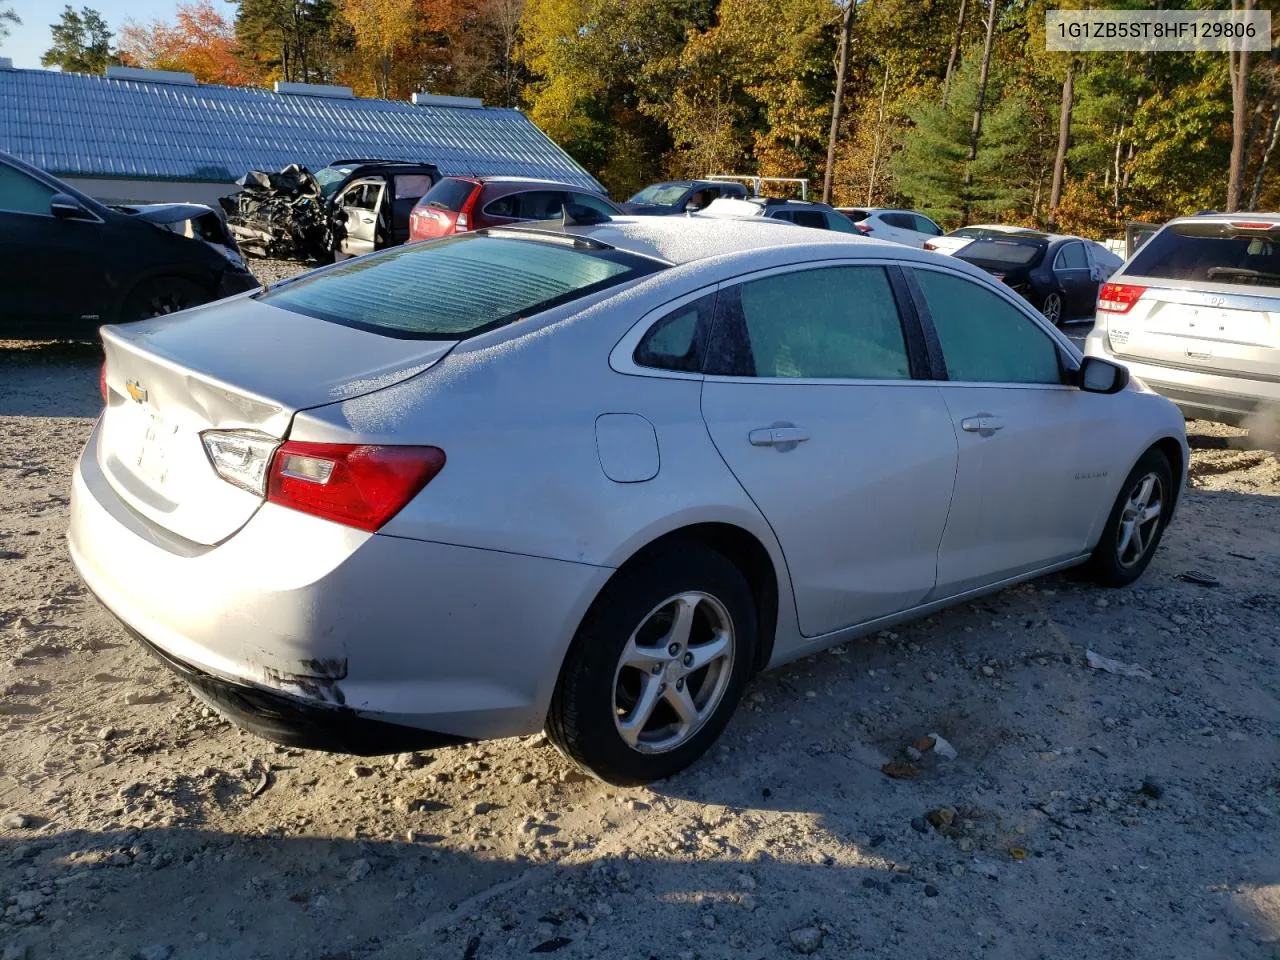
[1228,220,1274,230]
[1098,281,1147,314]
[854,223,872,235]
[923,241,937,250]
[202,431,280,496]
[454,184,480,233]
[267,442,446,532]
[99,363,108,403]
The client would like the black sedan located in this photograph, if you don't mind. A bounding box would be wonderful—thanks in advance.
[953,232,1113,325]
[0,151,260,339]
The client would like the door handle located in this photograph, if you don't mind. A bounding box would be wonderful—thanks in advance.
[749,426,811,447]
[961,415,1003,434]
[360,216,375,224]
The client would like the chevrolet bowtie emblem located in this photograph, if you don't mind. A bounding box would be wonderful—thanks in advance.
[125,379,148,404]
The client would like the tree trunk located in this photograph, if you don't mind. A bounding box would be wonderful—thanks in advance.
[822,1,856,204]
[1249,97,1280,209]
[1047,58,1075,228]
[1226,0,1256,212]
[866,64,891,206]
[942,0,969,107]
[962,0,998,225]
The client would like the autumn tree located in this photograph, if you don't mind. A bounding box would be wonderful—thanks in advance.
[120,1,257,85]
[42,5,118,73]
[338,0,417,98]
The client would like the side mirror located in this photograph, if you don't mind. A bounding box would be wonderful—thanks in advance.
[50,193,92,220]
[1079,355,1130,394]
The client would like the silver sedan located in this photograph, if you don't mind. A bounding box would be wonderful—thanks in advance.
[68,216,1188,784]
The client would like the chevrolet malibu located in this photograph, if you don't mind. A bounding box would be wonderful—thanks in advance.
[69,217,1188,785]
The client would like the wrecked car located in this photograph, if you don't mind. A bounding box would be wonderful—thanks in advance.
[220,159,440,262]
[0,150,260,339]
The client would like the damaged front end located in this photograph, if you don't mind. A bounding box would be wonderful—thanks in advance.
[113,201,251,272]
[218,164,333,262]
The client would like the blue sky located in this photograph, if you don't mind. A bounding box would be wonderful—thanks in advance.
[3,0,189,68]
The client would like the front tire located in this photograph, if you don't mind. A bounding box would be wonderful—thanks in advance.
[547,542,757,786]
[120,277,210,323]
[1085,449,1173,587]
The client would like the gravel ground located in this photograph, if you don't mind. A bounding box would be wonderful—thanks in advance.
[1,333,1278,960]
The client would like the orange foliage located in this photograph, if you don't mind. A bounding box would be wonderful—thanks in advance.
[119,1,257,86]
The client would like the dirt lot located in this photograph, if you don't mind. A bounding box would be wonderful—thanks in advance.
[1,319,1278,960]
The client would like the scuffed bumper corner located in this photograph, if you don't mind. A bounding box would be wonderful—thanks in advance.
[111,609,469,756]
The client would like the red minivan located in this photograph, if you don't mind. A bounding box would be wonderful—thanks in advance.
[409,177,621,241]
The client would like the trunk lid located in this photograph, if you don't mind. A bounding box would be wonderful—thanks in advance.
[1105,283,1280,379]
[98,296,454,545]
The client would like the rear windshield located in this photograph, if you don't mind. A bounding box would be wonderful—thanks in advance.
[259,234,662,339]
[842,209,870,222]
[1127,224,1280,287]
[415,178,477,212]
[628,183,690,206]
[957,239,1046,268]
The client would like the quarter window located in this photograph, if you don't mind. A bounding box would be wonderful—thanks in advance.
[914,270,1062,384]
[634,294,715,373]
[713,266,910,380]
[0,163,55,216]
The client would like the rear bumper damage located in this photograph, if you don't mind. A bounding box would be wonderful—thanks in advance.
[67,422,611,753]
[106,607,467,755]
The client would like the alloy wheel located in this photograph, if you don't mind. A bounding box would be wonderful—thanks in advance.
[1116,472,1163,568]
[1042,293,1063,325]
[612,591,735,755]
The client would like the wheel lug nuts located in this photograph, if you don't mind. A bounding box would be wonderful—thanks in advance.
[651,664,662,675]
[675,679,684,690]
[683,653,693,666]
[668,643,680,655]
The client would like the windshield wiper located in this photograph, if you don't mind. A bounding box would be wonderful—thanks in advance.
[1206,266,1280,285]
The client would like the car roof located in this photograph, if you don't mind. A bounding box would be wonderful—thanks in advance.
[474,176,607,192]
[493,215,1002,272]
[328,159,435,168]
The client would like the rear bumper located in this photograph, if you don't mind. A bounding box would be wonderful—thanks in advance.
[67,421,612,751]
[1086,329,1280,429]
[107,603,467,754]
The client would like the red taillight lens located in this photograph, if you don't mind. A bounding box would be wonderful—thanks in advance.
[1098,281,1147,314]
[854,222,872,235]
[923,241,937,250]
[267,442,446,532]
[99,363,108,402]
[1228,220,1274,230]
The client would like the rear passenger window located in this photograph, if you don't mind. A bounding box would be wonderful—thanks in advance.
[913,270,1062,384]
[713,266,910,380]
[394,174,435,200]
[789,210,828,229]
[0,163,55,215]
[634,294,715,373]
[517,191,567,219]
[1055,242,1088,269]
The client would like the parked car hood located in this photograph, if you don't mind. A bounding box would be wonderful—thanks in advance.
[113,203,223,225]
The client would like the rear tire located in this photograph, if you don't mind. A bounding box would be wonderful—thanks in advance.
[1041,291,1064,327]
[120,277,210,323]
[1085,449,1173,587]
[547,542,757,786]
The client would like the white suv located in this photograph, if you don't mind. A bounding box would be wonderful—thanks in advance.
[1085,213,1280,432]
[836,208,944,247]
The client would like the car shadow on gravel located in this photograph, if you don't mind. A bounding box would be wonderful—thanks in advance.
[0,341,103,419]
